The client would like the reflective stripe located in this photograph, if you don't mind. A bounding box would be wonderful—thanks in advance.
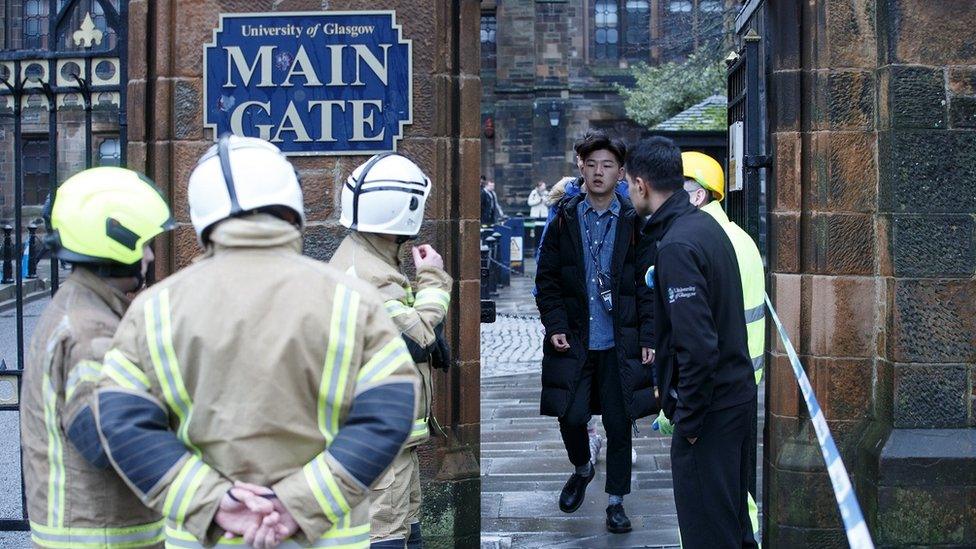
[146,290,196,451]
[384,300,411,318]
[42,321,69,527]
[65,360,103,402]
[415,287,450,312]
[304,285,361,532]
[103,349,151,393]
[752,355,764,372]
[164,523,369,548]
[303,454,350,524]
[357,338,411,385]
[319,284,360,443]
[748,492,761,548]
[43,368,65,527]
[404,285,415,306]
[410,418,429,439]
[744,303,766,324]
[31,520,164,549]
[162,456,209,525]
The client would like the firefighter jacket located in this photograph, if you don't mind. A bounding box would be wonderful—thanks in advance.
[701,201,766,385]
[21,267,163,548]
[329,231,452,447]
[91,214,420,548]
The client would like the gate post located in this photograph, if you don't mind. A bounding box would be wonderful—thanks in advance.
[26,223,38,280]
[1,225,12,284]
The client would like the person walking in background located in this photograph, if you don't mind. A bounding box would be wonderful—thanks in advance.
[626,136,757,548]
[527,180,550,219]
[488,180,505,221]
[535,130,656,534]
[481,177,496,226]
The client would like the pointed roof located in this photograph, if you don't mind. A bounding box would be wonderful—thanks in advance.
[653,95,728,131]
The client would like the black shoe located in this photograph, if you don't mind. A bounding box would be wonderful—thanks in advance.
[558,469,594,513]
[606,503,632,533]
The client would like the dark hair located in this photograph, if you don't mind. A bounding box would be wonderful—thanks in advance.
[625,136,684,192]
[574,129,627,165]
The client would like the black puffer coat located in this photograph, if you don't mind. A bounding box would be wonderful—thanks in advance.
[535,192,658,421]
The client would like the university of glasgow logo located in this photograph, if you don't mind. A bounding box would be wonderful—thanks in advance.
[204,11,413,156]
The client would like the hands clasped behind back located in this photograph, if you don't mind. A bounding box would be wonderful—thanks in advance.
[216,482,300,549]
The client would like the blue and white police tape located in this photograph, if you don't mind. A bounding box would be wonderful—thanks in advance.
[765,294,875,549]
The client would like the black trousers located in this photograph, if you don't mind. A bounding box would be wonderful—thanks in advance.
[671,397,758,549]
[558,349,632,496]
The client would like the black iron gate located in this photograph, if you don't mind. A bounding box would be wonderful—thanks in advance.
[726,4,772,543]
[725,27,769,251]
[0,0,128,530]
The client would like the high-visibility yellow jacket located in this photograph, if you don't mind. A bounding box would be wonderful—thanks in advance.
[93,215,419,548]
[329,231,452,447]
[21,267,163,548]
[702,201,765,384]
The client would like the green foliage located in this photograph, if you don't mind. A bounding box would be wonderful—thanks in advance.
[616,46,728,129]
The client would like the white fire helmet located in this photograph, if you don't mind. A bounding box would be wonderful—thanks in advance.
[188,134,305,244]
[340,153,431,236]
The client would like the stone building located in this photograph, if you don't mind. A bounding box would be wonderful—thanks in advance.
[0,1,481,546]
[753,0,976,545]
[480,0,740,215]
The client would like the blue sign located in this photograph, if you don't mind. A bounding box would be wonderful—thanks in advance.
[204,11,412,156]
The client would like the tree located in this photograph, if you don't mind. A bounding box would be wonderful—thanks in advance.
[616,45,727,129]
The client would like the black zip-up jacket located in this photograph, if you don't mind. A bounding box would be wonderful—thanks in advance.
[535,192,657,422]
[641,190,756,439]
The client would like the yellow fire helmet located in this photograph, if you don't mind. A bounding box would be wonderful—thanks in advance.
[44,167,175,275]
[682,151,725,202]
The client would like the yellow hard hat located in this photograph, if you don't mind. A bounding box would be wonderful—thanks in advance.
[682,151,725,202]
[45,167,174,271]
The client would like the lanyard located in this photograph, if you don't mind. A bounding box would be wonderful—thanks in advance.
[583,210,614,276]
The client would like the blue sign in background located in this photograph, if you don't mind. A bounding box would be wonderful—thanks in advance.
[204,12,412,155]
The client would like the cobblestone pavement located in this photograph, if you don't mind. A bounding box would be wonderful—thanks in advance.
[481,263,763,548]
[481,259,544,379]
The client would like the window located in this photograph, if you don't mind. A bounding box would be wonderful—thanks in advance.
[592,0,657,63]
[594,0,619,60]
[700,0,724,12]
[658,0,728,62]
[23,0,50,49]
[623,0,650,61]
[697,0,726,44]
[480,13,496,71]
[23,137,50,205]
[97,137,120,166]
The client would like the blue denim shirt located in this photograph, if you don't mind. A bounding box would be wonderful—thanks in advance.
[578,195,619,350]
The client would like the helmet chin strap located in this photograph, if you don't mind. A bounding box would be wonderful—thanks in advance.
[132,270,146,292]
[351,152,395,230]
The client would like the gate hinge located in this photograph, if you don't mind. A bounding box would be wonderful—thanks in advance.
[744,154,772,169]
